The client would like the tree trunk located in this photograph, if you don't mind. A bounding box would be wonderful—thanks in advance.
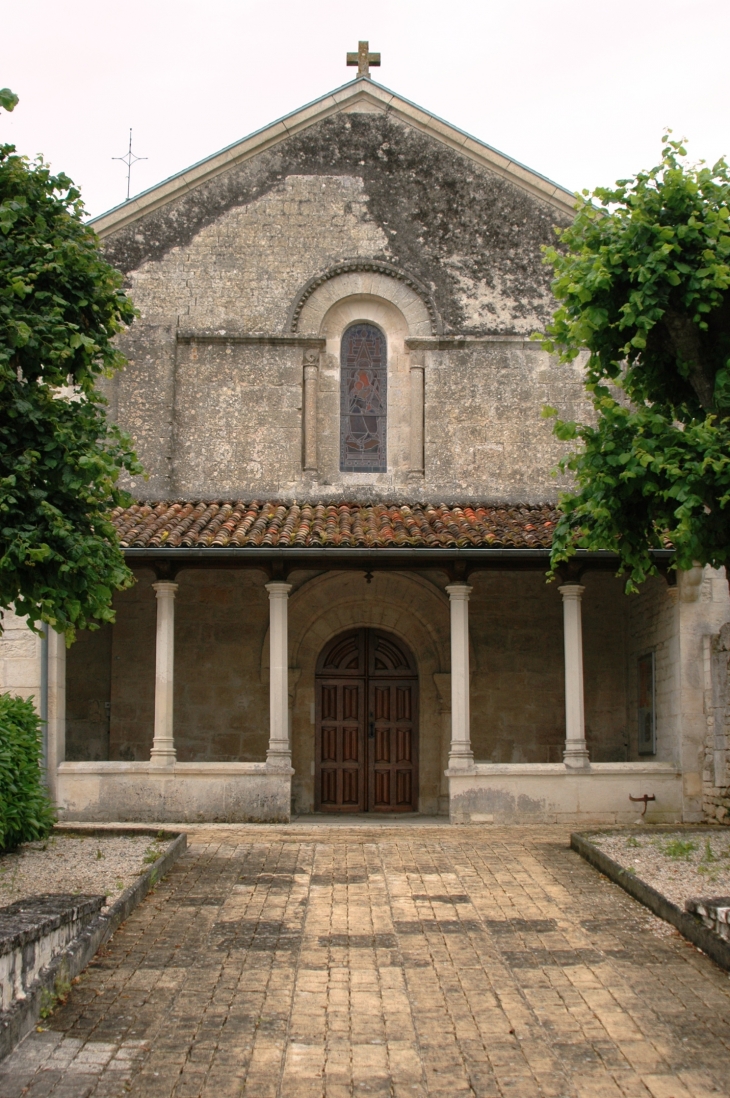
[663,311,716,412]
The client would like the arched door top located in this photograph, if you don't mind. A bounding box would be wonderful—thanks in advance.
[317,626,417,677]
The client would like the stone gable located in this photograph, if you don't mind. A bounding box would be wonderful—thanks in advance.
[92,81,587,503]
[103,111,568,337]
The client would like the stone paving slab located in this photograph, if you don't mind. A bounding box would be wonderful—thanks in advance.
[1,824,729,1097]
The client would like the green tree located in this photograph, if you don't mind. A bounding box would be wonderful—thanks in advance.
[540,137,730,588]
[0,89,19,113]
[1,98,142,640]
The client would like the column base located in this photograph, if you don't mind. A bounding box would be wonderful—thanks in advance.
[563,744,590,769]
[448,752,476,772]
[266,751,294,772]
[149,754,176,770]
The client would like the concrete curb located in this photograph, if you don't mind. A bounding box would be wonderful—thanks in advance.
[0,827,186,1062]
[571,830,730,972]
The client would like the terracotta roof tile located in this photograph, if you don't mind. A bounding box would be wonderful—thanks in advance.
[112,501,559,550]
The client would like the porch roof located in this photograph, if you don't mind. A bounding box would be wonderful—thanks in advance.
[113,499,560,551]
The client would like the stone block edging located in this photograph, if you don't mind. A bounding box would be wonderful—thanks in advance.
[0,826,187,1062]
[571,829,730,972]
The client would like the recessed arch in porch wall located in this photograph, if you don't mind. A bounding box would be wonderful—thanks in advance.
[275,570,450,815]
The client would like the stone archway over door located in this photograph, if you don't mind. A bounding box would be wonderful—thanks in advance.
[315,628,419,813]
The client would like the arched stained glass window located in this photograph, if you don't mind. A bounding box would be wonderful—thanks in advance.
[340,323,387,472]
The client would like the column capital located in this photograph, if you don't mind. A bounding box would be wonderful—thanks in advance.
[265,581,293,598]
[152,581,178,597]
[446,583,472,601]
[558,584,585,600]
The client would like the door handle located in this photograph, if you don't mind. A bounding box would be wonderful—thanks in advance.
[368,719,375,739]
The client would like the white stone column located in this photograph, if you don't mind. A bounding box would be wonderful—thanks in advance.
[446,583,474,769]
[46,629,66,802]
[409,355,425,476]
[150,581,178,767]
[559,584,590,768]
[303,350,318,473]
[266,581,293,767]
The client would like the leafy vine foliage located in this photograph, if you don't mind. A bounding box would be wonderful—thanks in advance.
[0,140,142,639]
[540,138,730,587]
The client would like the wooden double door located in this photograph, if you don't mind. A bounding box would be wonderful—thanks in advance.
[315,628,419,813]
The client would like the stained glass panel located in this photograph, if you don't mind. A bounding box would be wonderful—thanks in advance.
[340,323,387,472]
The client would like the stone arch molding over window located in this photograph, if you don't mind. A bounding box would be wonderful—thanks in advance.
[288,261,440,336]
[293,264,432,489]
[309,293,422,487]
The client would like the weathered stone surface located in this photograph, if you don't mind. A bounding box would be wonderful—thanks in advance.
[94,110,589,502]
[103,115,567,336]
[0,894,104,1012]
[56,765,292,823]
[686,894,730,938]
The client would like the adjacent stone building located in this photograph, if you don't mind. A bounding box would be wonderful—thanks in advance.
[2,55,728,823]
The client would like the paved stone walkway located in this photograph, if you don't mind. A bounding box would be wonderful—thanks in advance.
[2,823,730,1098]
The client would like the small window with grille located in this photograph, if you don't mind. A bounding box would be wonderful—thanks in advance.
[340,323,387,472]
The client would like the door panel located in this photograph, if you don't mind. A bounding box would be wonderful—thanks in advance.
[315,628,418,813]
[315,678,365,812]
[367,678,418,813]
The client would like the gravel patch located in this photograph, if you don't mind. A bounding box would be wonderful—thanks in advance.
[592,829,730,909]
[0,832,170,912]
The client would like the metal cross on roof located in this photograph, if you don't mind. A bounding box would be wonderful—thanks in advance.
[112,128,147,203]
[346,41,381,79]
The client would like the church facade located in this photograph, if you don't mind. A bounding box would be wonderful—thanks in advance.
[3,62,729,824]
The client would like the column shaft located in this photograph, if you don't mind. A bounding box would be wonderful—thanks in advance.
[150,581,178,766]
[446,584,474,768]
[559,584,590,768]
[46,629,66,802]
[303,353,318,473]
[266,581,293,767]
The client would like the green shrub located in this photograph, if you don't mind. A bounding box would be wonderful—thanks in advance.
[0,692,55,851]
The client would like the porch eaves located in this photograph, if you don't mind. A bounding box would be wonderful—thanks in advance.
[113,500,560,550]
[113,499,674,575]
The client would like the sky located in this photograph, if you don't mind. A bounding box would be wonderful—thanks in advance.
[3,0,730,220]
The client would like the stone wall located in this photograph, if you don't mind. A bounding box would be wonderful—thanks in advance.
[627,577,678,765]
[704,621,730,824]
[0,608,42,710]
[93,111,593,504]
[66,625,112,761]
[424,343,588,503]
[469,571,629,764]
[102,114,568,337]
